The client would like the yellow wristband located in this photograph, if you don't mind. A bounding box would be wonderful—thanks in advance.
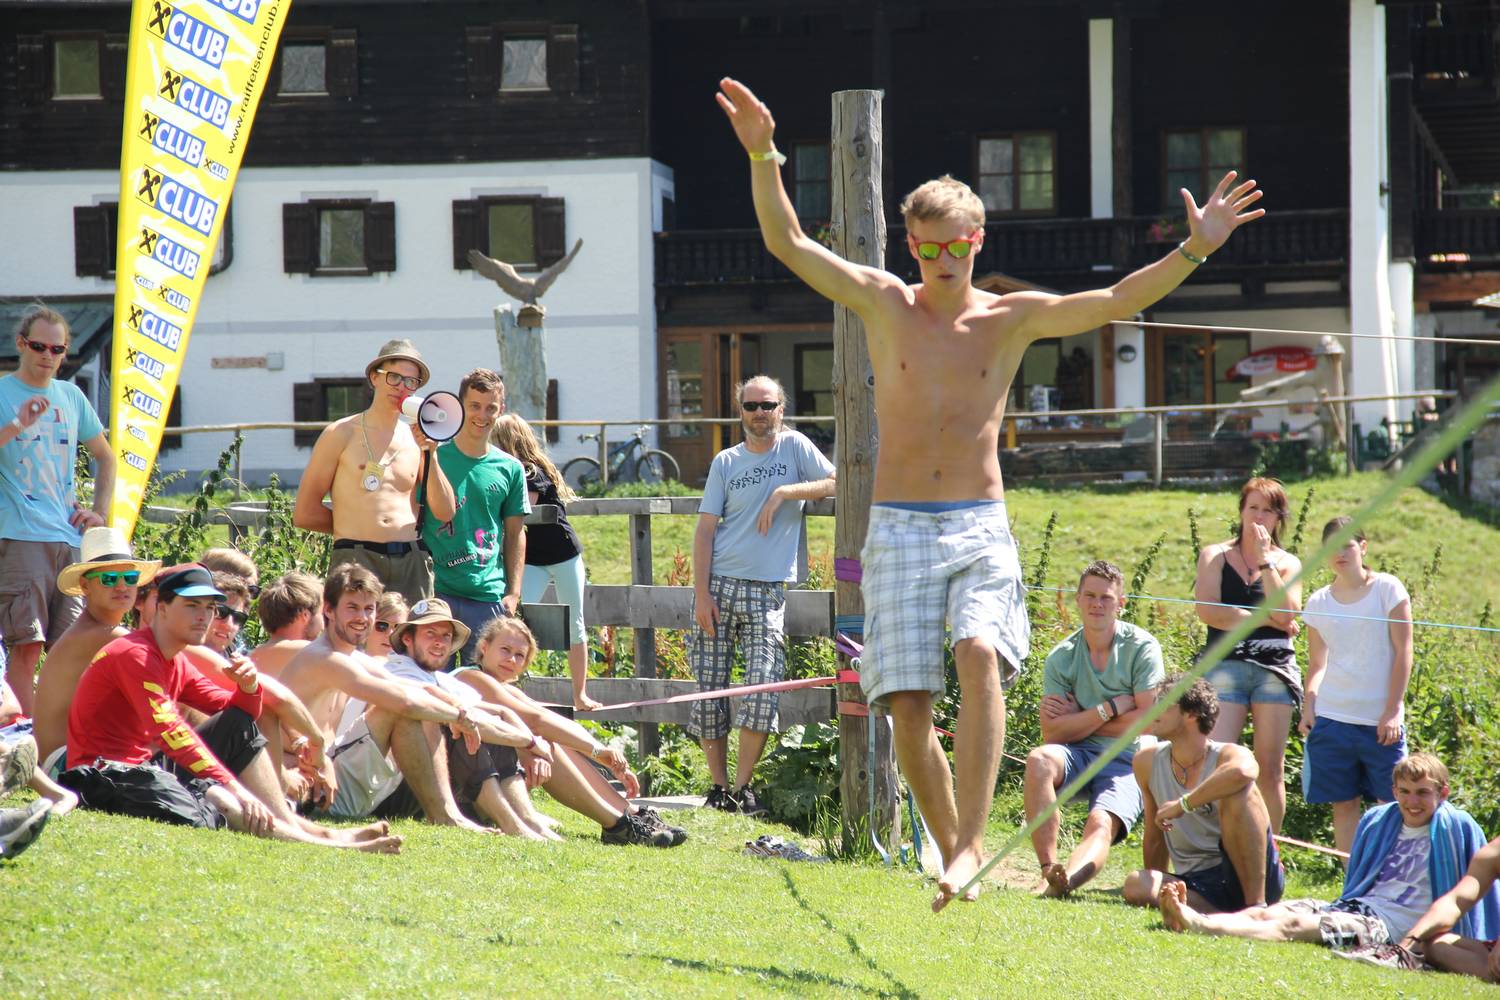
[748,147,787,166]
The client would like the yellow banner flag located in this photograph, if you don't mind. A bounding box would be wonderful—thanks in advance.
[110,0,291,536]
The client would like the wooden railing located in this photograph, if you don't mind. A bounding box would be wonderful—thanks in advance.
[1417,208,1500,263]
[1413,24,1499,92]
[655,209,1352,286]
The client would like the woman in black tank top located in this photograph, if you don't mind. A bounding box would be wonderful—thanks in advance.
[1191,477,1304,834]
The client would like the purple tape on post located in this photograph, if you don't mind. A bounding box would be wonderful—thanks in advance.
[833,557,863,583]
[836,632,864,660]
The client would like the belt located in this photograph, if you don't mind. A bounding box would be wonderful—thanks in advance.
[333,539,423,556]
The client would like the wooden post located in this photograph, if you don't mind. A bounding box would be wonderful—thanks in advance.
[831,89,899,852]
[630,512,659,777]
[597,423,610,486]
[494,304,548,423]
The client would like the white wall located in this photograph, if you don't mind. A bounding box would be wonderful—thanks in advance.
[0,158,669,481]
[1087,17,1114,220]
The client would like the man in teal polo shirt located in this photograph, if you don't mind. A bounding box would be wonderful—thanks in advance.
[421,369,529,664]
[1024,559,1164,898]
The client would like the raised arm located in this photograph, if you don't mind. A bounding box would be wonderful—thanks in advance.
[328,656,463,723]
[293,423,342,534]
[1012,172,1264,343]
[716,77,901,316]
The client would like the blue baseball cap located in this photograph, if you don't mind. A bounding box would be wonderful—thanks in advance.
[154,563,225,600]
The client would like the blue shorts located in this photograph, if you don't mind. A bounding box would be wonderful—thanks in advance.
[1302,716,1405,804]
[1203,658,1296,706]
[1179,831,1285,912]
[438,593,507,666]
[1057,743,1143,842]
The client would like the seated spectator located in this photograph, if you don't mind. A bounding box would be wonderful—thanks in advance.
[1026,560,1163,897]
[250,572,325,677]
[203,572,252,659]
[277,565,515,834]
[1351,825,1500,977]
[368,592,409,662]
[57,564,399,853]
[1300,516,1413,856]
[458,615,686,848]
[383,599,554,841]
[1,678,75,815]
[199,547,258,591]
[1122,674,1284,913]
[32,527,160,767]
[0,732,50,858]
[1159,753,1497,971]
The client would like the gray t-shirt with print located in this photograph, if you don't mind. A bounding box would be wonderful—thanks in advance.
[698,430,834,582]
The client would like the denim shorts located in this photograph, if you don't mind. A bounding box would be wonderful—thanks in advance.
[1203,658,1296,706]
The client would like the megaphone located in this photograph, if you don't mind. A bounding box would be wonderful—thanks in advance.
[400,390,463,442]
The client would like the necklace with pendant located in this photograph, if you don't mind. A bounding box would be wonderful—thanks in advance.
[360,413,389,492]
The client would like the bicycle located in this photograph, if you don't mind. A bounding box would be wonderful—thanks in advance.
[561,425,681,492]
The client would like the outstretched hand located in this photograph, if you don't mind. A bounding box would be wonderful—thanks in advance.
[1181,171,1265,255]
[716,77,776,156]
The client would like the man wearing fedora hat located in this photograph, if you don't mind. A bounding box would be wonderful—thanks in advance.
[32,527,161,767]
[382,597,565,840]
[294,338,457,606]
[1,306,117,718]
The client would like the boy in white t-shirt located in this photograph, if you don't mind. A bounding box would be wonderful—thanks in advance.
[1298,516,1414,856]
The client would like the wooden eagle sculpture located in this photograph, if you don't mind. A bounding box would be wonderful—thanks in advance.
[467,238,584,327]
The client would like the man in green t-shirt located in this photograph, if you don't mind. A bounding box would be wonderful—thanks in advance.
[1024,560,1164,898]
[422,369,529,663]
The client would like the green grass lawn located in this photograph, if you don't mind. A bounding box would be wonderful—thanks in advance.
[1,789,1488,998]
[575,472,1500,622]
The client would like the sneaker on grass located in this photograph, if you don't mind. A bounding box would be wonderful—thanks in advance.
[1334,942,1427,972]
[704,785,736,812]
[734,785,767,817]
[601,812,678,848]
[0,800,51,859]
[634,806,688,846]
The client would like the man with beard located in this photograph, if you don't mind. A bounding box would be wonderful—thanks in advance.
[690,374,835,814]
[278,564,520,832]
[57,564,399,852]
[380,598,562,841]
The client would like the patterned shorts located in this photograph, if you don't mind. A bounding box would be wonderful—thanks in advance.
[1281,898,1392,950]
[688,575,786,740]
[859,502,1031,712]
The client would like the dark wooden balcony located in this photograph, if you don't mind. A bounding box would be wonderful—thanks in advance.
[1413,24,1500,102]
[1416,208,1500,266]
[654,210,1352,289]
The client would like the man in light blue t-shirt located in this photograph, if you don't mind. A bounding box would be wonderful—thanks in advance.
[1025,560,1163,898]
[689,374,835,815]
[0,307,115,716]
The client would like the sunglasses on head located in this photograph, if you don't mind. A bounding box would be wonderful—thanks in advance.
[213,605,249,626]
[741,401,781,412]
[376,369,422,391]
[373,620,396,633]
[25,340,68,356]
[912,232,981,261]
[85,569,141,587]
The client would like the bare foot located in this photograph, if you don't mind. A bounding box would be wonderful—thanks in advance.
[1158,881,1191,932]
[574,693,604,712]
[41,786,79,818]
[347,820,391,842]
[1040,862,1071,899]
[353,834,403,854]
[534,812,563,831]
[933,848,985,912]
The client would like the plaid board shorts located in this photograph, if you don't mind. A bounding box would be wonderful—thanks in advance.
[688,575,786,740]
[1280,898,1393,950]
[859,502,1031,712]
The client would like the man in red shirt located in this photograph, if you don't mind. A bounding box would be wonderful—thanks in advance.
[59,564,398,853]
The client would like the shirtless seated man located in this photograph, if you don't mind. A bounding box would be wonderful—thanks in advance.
[249,572,324,678]
[294,338,455,605]
[277,564,524,832]
[717,77,1265,909]
[1122,674,1284,914]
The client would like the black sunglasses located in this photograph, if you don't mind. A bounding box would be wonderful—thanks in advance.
[741,401,781,412]
[213,605,249,626]
[25,340,67,356]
